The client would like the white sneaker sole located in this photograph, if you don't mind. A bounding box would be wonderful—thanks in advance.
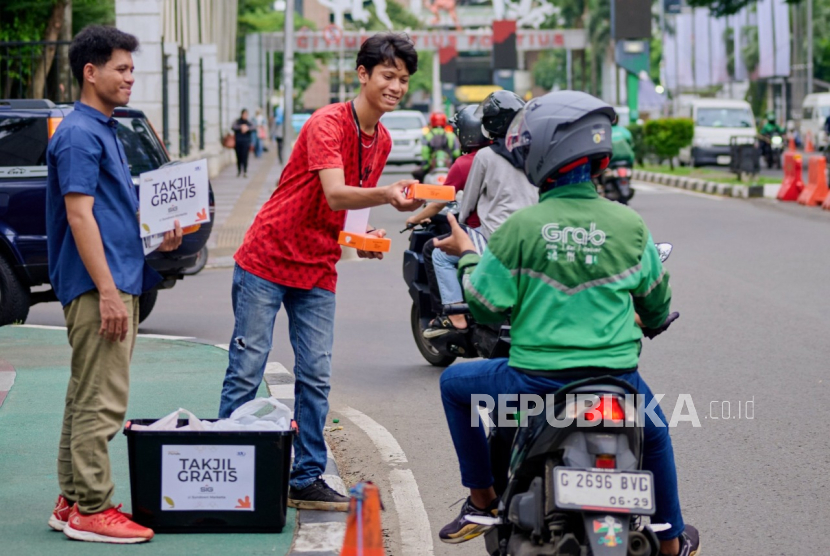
[47,515,66,531]
[287,499,349,512]
[63,523,152,544]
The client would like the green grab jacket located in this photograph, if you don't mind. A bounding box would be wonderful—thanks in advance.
[457,182,672,372]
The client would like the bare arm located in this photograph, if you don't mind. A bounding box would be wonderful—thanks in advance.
[406,201,447,226]
[318,168,422,212]
[65,193,128,343]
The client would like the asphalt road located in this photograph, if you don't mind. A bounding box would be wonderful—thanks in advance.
[27,167,830,555]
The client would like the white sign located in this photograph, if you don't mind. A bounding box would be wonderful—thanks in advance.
[139,159,210,238]
[161,445,256,511]
[258,29,586,54]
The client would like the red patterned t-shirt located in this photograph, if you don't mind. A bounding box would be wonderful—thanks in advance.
[234,102,391,292]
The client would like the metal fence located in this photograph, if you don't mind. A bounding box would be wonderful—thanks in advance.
[0,40,76,101]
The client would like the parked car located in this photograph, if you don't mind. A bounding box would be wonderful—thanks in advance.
[380,110,427,165]
[678,98,756,167]
[800,93,830,149]
[0,99,214,326]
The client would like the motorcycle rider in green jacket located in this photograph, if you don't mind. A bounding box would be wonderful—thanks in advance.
[431,91,699,556]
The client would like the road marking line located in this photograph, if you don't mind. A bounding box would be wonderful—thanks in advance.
[390,468,435,556]
[19,324,65,331]
[214,343,229,351]
[291,521,346,552]
[136,333,196,340]
[341,407,434,556]
[340,406,407,464]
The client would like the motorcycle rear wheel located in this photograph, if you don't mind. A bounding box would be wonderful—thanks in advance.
[410,302,456,367]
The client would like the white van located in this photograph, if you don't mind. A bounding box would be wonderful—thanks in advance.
[678,99,757,167]
[800,93,830,148]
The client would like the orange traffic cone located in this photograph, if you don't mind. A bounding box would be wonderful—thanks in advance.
[788,135,796,152]
[341,482,385,556]
[798,156,830,206]
[806,132,815,153]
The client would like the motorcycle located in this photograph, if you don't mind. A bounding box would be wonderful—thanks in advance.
[478,242,675,556]
[402,214,510,367]
[763,133,784,169]
[596,161,635,205]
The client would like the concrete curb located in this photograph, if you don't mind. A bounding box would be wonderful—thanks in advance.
[0,358,14,409]
[263,362,346,556]
[632,169,779,199]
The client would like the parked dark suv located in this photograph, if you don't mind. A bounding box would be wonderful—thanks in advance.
[0,99,214,325]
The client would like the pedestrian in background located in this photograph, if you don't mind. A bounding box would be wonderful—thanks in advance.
[253,107,267,158]
[45,25,182,544]
[218,33,421,512]
[272,104,284,163]
[233,109,254,177]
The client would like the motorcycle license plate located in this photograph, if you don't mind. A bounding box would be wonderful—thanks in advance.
[716,155,731,165]
[553,467,655,515]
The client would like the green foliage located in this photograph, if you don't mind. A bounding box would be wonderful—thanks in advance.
[643,118,694,169]
[627,123,647,166]
[532,50,567,91]
[740,25,759,75]
[73,0,115,34]
[362,0,422,31]
[237,0,329,108]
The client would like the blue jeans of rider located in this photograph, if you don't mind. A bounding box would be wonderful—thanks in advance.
[219,265,335,490]
[440,358,685,541]
[433,248,463,305]
[433,227,487,306]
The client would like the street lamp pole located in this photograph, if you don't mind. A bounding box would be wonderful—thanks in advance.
[807,0,813,94]
[282,0,295,165]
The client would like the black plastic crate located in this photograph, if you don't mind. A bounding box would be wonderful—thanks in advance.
[123,419,294,533]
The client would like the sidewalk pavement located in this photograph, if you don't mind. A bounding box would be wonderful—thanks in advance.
[207,150,283,267]
[0,325,346,555]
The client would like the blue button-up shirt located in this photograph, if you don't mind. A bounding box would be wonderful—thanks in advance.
[46,102,161,306]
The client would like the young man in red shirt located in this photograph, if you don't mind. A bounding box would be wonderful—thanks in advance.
[218,33,421,511]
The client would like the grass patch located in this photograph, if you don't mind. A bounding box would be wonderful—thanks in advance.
[639,164,781,186]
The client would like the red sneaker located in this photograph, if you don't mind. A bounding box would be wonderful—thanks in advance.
[48,495,72,531]
[63,504,154,544]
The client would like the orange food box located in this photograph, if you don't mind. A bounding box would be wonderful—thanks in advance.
[337,231,391,252]
[406,183,456,202]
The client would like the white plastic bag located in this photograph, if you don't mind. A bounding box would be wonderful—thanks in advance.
[212,397,293,431]
[129,398,293,432]
[130,408,207,431]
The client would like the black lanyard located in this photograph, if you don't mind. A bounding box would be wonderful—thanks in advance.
[350,101,374,187]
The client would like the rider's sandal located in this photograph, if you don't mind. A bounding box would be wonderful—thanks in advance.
[423,315,469,339]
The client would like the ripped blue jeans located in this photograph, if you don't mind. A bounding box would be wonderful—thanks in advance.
[219,264,336,490]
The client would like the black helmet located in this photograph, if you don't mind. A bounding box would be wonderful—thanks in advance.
[506,91,616,188]
[451,105,490,153]
[475,90,525,139]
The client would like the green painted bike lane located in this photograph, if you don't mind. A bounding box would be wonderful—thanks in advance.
[0,326,296,555]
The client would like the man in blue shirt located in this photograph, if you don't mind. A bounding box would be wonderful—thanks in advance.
[45,25,182,544]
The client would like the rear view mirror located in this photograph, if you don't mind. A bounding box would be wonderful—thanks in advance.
[655,243,673,263]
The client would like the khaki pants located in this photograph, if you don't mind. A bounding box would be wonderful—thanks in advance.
[58,290,138,514]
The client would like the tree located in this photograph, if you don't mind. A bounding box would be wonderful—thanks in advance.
[237,0,329,108]
[0,0,115,98]
[532,50,567,90]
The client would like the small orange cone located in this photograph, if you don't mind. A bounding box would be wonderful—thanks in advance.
[806,132,815,153]
[788,135,796,151]
[341,482,385,556]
